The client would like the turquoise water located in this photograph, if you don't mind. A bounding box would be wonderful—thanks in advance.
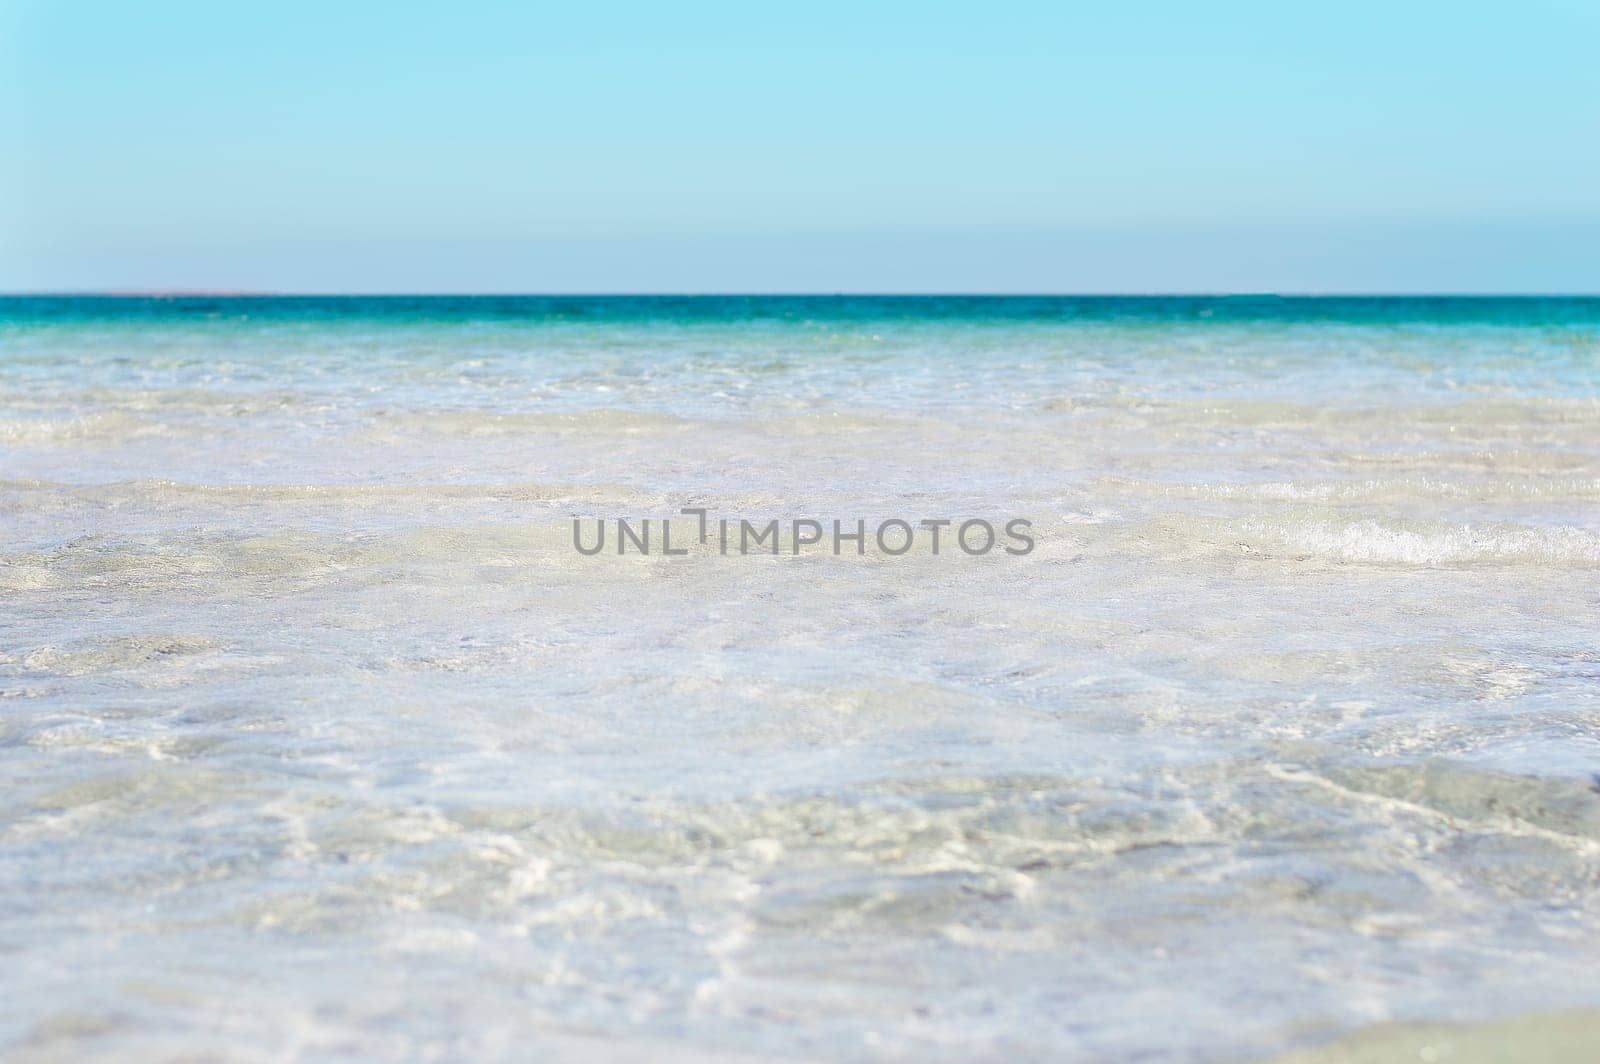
[3,297,1599,1060]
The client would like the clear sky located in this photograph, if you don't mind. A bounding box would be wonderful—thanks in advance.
[4,1,1598,293]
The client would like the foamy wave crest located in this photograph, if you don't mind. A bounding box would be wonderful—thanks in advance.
[367,409,697,436]
[0,412,170,445]
[0,478,646,506]
[1100,475,1600,503]
[1131,513,1600,566]
[1044,395,1600,433]
[364,407,939,439]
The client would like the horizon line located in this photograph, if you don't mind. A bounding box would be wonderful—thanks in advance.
[6,291,1600,299]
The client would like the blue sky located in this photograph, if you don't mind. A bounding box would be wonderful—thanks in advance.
[4,1,1598,292]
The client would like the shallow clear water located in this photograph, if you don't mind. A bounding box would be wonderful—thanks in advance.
[3,296,1599,1061]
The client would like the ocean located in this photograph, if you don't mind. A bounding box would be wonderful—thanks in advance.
[3,295,1598,1060]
